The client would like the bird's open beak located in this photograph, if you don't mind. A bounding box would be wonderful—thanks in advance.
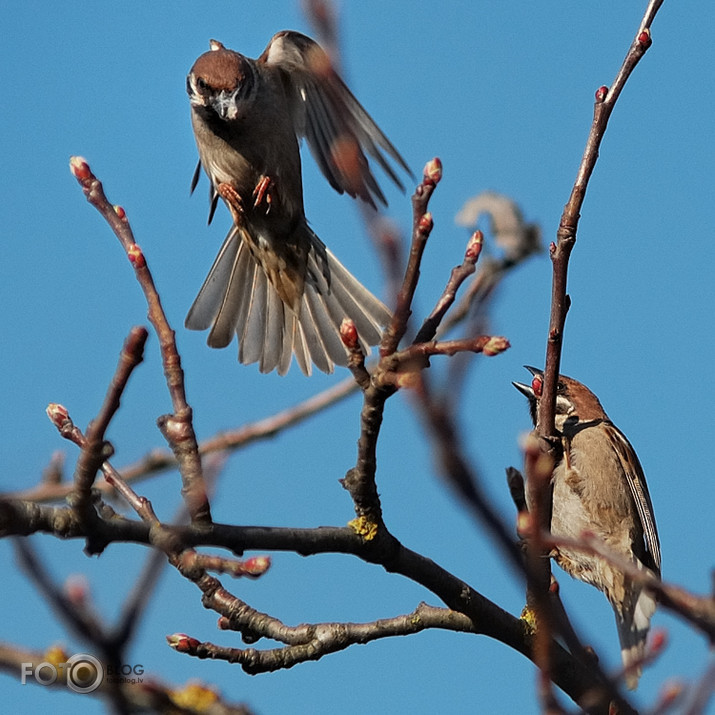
[512,365,543,399]
[512,380,535,399]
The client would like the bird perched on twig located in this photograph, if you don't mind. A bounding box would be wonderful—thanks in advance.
[185,31,411,375]
[513,366,661,689]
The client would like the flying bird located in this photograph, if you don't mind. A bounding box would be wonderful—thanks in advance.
[185,31,411,375]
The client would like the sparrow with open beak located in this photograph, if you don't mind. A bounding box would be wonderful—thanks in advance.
[513,367,661,689]
[185,31,411,375]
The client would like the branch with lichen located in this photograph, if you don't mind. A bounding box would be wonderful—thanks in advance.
[169,602,475,673]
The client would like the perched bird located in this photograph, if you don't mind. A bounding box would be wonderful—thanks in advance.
[185,31,411,375]
[513,366,661,689]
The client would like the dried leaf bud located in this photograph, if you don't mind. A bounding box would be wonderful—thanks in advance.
[595,85,609,103]
[423,157,443,185]
[69,156,91,180]
[340,318,358,349]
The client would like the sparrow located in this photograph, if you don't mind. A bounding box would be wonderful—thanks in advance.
[185,31,412,375]
[513,366,661,689]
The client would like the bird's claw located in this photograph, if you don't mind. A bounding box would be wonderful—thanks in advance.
[252,175,275,213]
[217,183,245,223]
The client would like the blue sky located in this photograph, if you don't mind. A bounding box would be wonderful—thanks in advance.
[2,2,713,713]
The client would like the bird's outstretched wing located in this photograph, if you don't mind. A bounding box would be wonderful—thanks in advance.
[259,30,412,208]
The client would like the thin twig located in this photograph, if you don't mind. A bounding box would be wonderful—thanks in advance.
[341,165,442,530]
[70,326,147,521]
[380,158,442,357]
[531,3,665,706]
[69,157,211,525]
[9,376,360,504]
[413,230,484,344]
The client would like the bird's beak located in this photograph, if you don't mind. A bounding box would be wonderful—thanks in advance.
[512,365,543,399]
[512,380,535,399]
[212,91,239,121]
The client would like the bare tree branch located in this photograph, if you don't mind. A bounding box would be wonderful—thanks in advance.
[70,157,211,525]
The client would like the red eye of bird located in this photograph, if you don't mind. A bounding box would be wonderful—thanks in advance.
[531,375,543,397]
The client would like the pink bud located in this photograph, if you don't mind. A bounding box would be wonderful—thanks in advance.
[243,556,271,576]
[638,29,652,48]
[69,156,91,180]
[340,318,358,349]
[423,157,443,184]
[46,403,70,428]
[465,230,484,262]
[482,336,510,356]
[595,85,609,103]
[418,212,433,233]
[114,205,127,220]
[127,244,146,268]
[166,633,200,652]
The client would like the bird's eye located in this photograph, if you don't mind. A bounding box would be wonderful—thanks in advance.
[188,75,211,96]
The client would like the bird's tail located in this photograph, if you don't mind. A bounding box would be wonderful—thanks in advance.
[185,224,391,375]
[615,586,657,690]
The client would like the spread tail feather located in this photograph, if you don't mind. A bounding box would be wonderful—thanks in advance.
[185,225,391,375]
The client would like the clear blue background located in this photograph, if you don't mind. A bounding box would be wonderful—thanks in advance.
[2,2,713,713]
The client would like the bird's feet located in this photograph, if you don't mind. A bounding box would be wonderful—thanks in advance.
[252,175,275,213]
[217,183,245,224]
